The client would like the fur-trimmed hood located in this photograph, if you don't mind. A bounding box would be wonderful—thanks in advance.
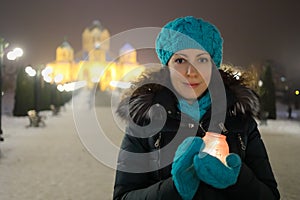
[116,67,259,123]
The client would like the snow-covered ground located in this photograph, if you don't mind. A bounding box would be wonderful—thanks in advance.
[258,120,300,200]
[0,90,299,200]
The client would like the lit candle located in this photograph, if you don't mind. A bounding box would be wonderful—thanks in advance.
[202,132,229,164]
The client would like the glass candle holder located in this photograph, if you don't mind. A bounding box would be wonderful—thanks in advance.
[202,132,229,164]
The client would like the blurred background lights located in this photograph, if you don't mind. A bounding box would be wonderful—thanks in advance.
[41,66,53,83]
[109,80,132,89]
[7,47,23,60]
[25,66,36,77]
[13,48,23,57]
[280,76,286,82]
[56,81,87,92]
[91,77,100,83]
[54,74,64,83]
[41,66,53,77]
[57,84,64,92]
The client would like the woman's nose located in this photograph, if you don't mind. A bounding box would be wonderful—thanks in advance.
[186,64,198,76]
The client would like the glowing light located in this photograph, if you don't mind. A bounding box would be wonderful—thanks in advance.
[6,47,23,60]
[71,81,87,90]
[25,66,36,77]
[43,76,52,83]
[202,132,229,164]
[258,80,263,87]
[7,51,16,60]
[91,77,100,83]
[41,66,53,83]
[13,48,23,57]
[54,74,64,83]
[109,81,132,89]
[25,66,32,73]
[41,66,53,77]
[57,84,64,92]
[58,81,87,92]
[295,90,300,96]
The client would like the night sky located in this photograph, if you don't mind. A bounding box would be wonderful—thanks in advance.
[1,0,300,85]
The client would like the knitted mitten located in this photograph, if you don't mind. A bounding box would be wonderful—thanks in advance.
[193,152,241,189]
[171,137,204,200]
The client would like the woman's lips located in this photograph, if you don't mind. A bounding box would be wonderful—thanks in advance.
[183,82,200,88]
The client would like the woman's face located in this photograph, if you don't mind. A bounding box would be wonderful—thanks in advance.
[168,49,212,101]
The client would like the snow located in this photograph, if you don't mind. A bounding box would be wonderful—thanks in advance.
[0,89,299,200]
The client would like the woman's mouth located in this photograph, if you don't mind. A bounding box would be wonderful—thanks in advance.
[183,82,200,88]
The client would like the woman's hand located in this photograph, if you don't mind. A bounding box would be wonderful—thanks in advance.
[171,137,204,200]
[193,152,241,189]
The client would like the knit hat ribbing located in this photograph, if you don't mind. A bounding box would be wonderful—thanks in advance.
[155,16,223,68]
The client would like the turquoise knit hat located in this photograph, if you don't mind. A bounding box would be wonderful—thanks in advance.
[155,16,223,68]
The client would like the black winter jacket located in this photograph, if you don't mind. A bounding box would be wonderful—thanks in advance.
[113,68,280,200]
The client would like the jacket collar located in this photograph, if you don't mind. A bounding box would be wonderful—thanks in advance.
[116,67,259,125]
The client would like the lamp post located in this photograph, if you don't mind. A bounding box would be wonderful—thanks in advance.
[295,89,300,110]
[0,37,23,141]
[0,37,9,141]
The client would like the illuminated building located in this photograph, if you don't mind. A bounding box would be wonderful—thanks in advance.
[45,20,144,90]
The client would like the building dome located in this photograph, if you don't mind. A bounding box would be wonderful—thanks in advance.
[56,38,74,62]
[59,40,73,49]
[88,20,104,31]
[119,43,137,64]
[119,43,134,55]
[82,20,110,53]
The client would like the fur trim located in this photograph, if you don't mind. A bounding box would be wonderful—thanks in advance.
[219,70,260,117]
[116,68,260,122]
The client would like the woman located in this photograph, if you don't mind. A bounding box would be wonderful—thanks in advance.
[113,16,280,200]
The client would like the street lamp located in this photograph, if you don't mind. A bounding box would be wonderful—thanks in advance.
[25,65,36,77]
[0,37,9,141]
[0,37,23,141]
[7,47,23,61]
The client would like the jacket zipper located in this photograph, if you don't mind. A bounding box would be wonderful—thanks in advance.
[219,122,228,135]
[154,132,162,180]
[237,133,246,150]
[199,122,206,134]
[154,133,161,148]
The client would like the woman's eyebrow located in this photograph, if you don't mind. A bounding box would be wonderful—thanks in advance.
[174,52,209,58]
[174,53,188,58]
[196,53,209,57]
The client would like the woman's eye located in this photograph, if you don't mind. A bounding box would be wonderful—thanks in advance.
[175,58,185,64]
[198,57,209,63]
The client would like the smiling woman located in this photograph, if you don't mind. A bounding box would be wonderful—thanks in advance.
[168,49,212,101]
[113,16,280,200]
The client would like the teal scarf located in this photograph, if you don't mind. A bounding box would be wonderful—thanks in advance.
[178,91,211,122]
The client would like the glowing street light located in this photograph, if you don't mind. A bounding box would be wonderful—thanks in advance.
[41,66,53,83]
[0,37,9,140]
[57,84,64,92]
[295,90,300,96]
[56,81,87,92]
[25,65,37,77]
[7,47,23,61]
[54,74,64,83]
[0,40,23,140]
